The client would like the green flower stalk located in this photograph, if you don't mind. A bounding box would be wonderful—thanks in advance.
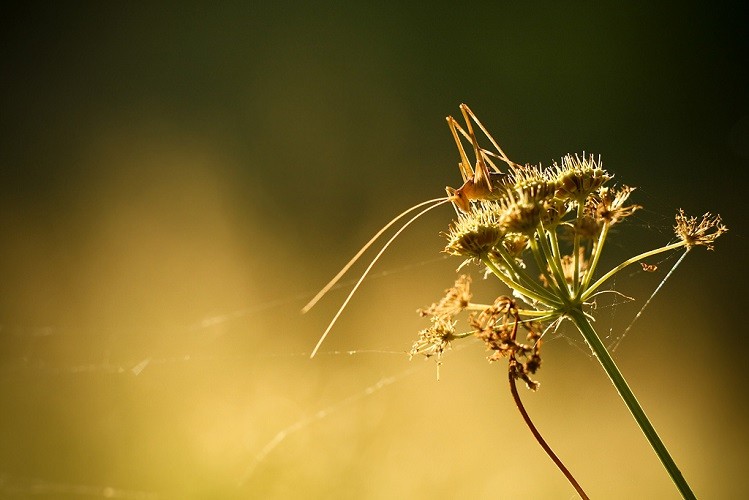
[414,142,727,497]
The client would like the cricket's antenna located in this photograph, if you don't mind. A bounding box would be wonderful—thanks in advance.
[309,198,451,358]
[302,197,449,314]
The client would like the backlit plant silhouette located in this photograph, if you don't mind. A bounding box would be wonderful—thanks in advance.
[409,105,727,499]
[308,104,727,499]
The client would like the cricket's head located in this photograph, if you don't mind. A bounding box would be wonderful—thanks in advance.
[446,183,471,213]
[447,175,497,213]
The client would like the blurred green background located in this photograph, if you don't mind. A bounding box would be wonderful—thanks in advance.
[1,2,746,499]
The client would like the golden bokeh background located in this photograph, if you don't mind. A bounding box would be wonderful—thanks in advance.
[1,3,746,499]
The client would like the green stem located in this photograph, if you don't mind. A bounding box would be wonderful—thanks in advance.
[566,308,696,500]
[490,248,560,305]
[572,203,585,293]
[528,238,563,297]
[579,222,610,294]
[581,241,686,301]
[546,227,572,296]
[481,256,559,307]
[546,226,564,262]
[452,330,476,339]
[465,304,554,317]
[535,228,570,298]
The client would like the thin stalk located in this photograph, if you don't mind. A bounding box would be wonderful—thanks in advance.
[572,203,585,293]
[528,237,565,299]
[481,256,560,307]
[581,241,686,301]
[489,246,525,283]
[508,367,589,500]
[546,226,564,261]
[579,222,610,294]
[451,331,477,340]
[546,228,572,294]
[566,308,696,500]
[465,304,554,317]
[535,228,570,298]
[490,249,559,305]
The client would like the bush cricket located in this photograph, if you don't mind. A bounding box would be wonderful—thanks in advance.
[305,104,519,358]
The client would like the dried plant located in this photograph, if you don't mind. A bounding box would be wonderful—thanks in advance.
[409,106,727,499]
[308,104,727,499]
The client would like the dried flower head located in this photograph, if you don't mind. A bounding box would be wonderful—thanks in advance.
[470,296,516,347]
[409,315,456,363]
[469,297,542,390]
[554,154,612,202]
[418,275,472,318]
[501,198,543,236]
[500,233,530,259]
[674,210,728,250]
[444,202,505,258]
[511,165,559,203]
[541,198,571,228]
[593,185,641,225]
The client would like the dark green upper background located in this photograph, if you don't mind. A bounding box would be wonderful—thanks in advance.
[1,1,745,326]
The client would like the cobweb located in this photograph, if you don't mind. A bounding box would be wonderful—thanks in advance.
[0,195,701,498]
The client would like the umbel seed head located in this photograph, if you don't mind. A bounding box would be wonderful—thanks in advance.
[674,210,728,250]
[555,154,611,202]
[444,202,505,258]
[593,185,641,225]
[502,199,542,236]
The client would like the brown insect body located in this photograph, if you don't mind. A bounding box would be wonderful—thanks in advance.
[447,171,510,213]
[445,104,518,213]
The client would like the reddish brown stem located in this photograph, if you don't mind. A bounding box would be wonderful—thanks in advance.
[508,367,590,500]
